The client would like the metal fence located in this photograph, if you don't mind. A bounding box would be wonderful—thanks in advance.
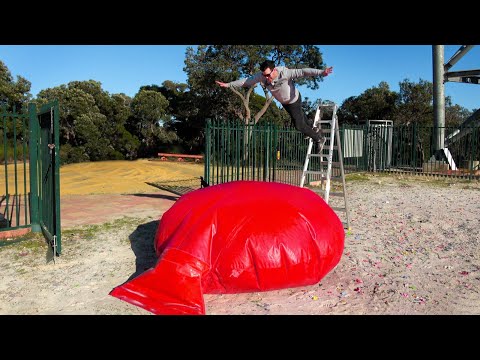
[204,120,279,185]
[204,120,480,186]
[0,106,31,231]
[1,102,61,256]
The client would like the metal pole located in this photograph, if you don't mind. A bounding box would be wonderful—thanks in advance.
[432,45,445,153]
[444,45,475,72]
[204,119,210,185]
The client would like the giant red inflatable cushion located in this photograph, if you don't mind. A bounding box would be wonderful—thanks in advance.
[110,180,344,315]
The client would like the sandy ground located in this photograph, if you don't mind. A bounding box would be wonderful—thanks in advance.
[1,160,479,315]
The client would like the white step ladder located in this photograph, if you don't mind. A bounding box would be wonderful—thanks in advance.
[300,102,351,230]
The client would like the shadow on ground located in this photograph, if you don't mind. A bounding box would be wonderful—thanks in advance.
[145,181,197,197]
[127,220,159,282]
[130,193,179,201]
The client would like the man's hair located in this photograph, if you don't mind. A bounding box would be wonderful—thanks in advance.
[260,60,276,72]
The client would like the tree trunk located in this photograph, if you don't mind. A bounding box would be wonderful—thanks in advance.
[228,86,274,163]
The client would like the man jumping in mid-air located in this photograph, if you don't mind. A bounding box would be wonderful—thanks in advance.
[216,59,333,153]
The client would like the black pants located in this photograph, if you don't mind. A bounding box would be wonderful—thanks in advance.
[283,93,322,142]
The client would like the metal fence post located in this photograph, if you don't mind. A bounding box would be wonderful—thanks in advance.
[204,119,210,184]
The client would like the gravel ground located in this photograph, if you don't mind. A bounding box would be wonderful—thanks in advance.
[1,172,479,315]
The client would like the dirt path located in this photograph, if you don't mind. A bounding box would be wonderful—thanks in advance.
[1,163,479,315]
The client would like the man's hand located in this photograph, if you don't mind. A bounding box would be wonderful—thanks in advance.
[215,80,229,88]
[323,66,333,77]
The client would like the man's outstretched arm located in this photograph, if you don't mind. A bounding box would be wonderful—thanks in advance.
[215,73,263,89]
[215,80,229,88]
[288,66,333,79]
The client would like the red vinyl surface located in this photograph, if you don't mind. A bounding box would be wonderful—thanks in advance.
[110,180,344,315]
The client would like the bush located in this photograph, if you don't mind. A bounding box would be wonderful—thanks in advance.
[59,144,90,165]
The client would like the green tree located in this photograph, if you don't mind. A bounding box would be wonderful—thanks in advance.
[0,60,32,112]
[444,96,472,127]
[139,81,211,154]
[36,85,98,146]
[129,89,177,157]
[36,81,139,163]
[393,79,433,125]
[109,93,139,159]
[68,80,112,115]
[0,60,32,160]
[338,81,398,124]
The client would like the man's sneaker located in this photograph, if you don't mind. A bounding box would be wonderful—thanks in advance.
[316,136,326,154]
[304,126,321,140]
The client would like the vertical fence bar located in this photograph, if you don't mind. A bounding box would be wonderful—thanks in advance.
[212,120,216,185]
[204,119,210,184]
[225,120,229,182]
[412,122,418,172]
[22,113,28,225]
[3,109,10,225]
[236,120,240,181]
[240,121,244,180]
[250,122,255,180]
[28,103,40,232]
[262,123,267,181]
[221,123,225,183]
[473,126,479,179]
[13,105,20,226]
[214,121,219,185]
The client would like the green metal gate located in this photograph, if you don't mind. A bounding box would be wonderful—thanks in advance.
[29,101,61,255]
[1,101,61,255]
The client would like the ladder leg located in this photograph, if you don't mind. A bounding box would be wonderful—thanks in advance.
[335,115,351,230]
[299,102,352,230]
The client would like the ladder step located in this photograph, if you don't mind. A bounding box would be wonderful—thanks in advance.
[331,207,347,212]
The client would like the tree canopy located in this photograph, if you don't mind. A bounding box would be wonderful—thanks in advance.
[0,60,32,111]
[337,79,471,127]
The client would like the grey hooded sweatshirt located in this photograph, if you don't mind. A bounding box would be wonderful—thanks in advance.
[227,66,327,105]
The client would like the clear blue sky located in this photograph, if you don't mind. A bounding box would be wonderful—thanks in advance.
[1,45,478,111]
